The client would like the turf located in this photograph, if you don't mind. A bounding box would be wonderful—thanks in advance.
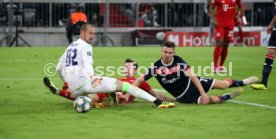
[0,46,276,139]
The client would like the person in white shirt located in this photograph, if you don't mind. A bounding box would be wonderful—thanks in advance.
[45,23,175,108]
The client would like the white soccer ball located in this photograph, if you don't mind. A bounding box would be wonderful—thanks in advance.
[73,96,92,113]
[156,32,165,41]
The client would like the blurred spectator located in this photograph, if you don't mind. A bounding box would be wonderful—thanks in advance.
[140,4,159,27]
[0,2,5,18]
[255,3,275,26]
[0,2,7,26]
[52,3,71,27]
[66,3,87,44]
[91,13,103,27]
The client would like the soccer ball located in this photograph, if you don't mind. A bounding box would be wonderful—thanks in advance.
[156,32,165,41]
[73,96,92,113]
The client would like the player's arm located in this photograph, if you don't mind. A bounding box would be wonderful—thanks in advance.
[148,89,176,102]
[133,76,145,87]
[141,80,176,102]
[209,1,218,27]
[56,52,67,82]
[121,76,145,102]
[237,1,247,25]
[82,46,94,76]
[267,15,276,34]
[133,66,153,86]
[185,68,209,104]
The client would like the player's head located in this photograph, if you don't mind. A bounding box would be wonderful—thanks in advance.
[162,41,175,64]
[80,23,95,44]
[124,58,138,77]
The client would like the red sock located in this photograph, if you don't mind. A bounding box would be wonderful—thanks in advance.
[58,82,74,100]
[96,93,109,103]
[59,90,74,100]
[213,46,221,67]
[219,47,228,66]
[224,78,233,87]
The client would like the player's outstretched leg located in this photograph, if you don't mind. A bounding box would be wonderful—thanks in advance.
[43,77,58,94]
[43,77,74,100]
[120,82,175,108]
[222,87,243,100]
[242,76,259,85]
[224,76,258,88]
[209,87,244,104]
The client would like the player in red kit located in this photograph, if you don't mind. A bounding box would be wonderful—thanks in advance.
[210,0,246,72]
[104,58,175,104]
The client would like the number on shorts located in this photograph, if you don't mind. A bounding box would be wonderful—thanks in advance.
[199,77,208,83]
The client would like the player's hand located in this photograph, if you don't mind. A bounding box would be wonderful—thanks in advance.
[200,94,209,105]
[91,77,103,88]
[122,93,131,102]
[267,25,273,34]
[242,16,248,25]
[211,19,219,27]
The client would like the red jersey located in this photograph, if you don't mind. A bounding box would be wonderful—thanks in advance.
[211,0,241,25]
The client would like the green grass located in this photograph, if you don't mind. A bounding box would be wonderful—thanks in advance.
[0,46,276,139]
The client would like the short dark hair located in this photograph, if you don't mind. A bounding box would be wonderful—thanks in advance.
[163,41,175,48]
[80,23,93,32]
[125,58,138,69]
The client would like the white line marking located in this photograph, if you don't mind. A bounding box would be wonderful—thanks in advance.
[0,77,60,81]
[228,100,276,110]
[2,79,276,110]
[154,88,276,110]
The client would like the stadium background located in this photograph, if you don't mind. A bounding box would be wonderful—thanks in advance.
[1,1,276,139]
[0,0,274,47]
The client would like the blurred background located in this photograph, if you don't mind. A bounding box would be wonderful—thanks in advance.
[0,0,275,47]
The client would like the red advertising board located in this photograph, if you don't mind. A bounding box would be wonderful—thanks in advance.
[165,32,260,46]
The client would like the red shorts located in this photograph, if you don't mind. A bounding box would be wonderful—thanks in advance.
[213,24,234,42]
[96,93,109,103]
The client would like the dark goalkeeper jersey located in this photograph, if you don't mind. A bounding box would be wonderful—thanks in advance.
[143,55,191,98]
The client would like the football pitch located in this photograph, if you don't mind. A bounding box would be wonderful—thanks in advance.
[0,46,276,139]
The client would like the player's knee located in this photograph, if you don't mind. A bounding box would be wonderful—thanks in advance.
[267,51,276,58]
[220,81,229,90]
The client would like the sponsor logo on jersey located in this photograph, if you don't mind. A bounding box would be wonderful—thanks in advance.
[155,66,181,75]
[87,51,92,56]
